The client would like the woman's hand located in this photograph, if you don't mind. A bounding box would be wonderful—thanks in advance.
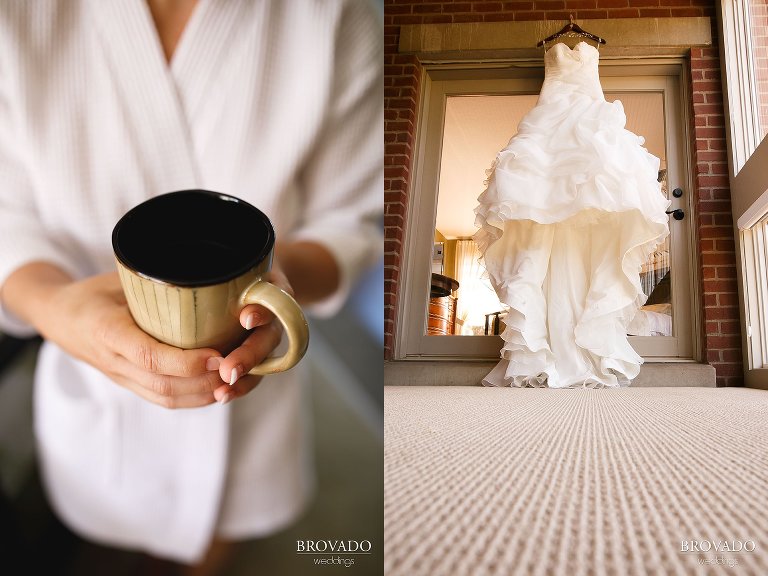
[212,265,292,405]
[1,263,289,408]
[2,265,229,408]
[208,238,342,403]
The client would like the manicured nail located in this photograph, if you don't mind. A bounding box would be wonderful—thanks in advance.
[229,366,241,386]
[206,357,223,371]
[245,314,256,330]
[219,392,232,405]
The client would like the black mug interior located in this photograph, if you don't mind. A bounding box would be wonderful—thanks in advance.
[113,190,274,286]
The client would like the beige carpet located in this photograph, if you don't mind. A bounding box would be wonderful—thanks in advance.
[384,387,768,576]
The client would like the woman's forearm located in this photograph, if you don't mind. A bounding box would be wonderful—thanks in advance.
[275,241,340,305]
[0,261,74,331]
[1,241,341,332]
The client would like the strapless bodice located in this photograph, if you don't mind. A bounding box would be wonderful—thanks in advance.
[541,41,603,100]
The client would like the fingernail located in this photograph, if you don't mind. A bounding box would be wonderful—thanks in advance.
[229,366,242,386]
[206,357,223,371]
[245,314,256,330]
[219,392,232,405]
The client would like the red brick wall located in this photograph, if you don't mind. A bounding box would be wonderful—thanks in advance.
[690,46,741,386]
[384,1,743,386]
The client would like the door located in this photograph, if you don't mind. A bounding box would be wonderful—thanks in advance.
[396,63,697,361]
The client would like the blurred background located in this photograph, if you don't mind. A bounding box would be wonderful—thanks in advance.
[0,1,383,573]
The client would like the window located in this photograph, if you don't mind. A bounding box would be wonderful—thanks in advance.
[741,216,768,369]
[721,0,768,387]
[720,0,768,176]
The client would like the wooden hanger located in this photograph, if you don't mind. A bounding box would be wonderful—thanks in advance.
[536,15,607,48]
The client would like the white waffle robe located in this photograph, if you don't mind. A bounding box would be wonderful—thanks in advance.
[0,0,382,562]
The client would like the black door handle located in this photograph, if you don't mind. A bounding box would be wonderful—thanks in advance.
[666,208,685,221]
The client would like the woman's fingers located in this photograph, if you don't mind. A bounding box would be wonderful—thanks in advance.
[239,304,275,330]
[212,375,262,405]
[218,322,282,386]
[112,353,227,397]
[220,264,299,402]
[105,314,223,377]
[238,267,293,330]
[106,353,227,407]
[111,373,218,409]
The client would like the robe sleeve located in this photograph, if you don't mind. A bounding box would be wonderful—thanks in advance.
[0,63,81,337]
[290,0,383,317]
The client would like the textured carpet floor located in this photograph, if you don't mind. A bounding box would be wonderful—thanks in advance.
[384,386,768,576]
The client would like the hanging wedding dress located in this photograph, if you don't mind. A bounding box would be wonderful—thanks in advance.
[474,41,670,388]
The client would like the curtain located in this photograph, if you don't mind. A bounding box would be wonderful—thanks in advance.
[454,239,503,335]
[641,244,670,299]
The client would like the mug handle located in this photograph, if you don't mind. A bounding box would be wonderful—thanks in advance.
[240,281,309,375]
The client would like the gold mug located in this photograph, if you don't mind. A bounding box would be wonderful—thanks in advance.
[112,190,309,375]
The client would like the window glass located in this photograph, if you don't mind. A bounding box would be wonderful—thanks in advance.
[427,92,672,337]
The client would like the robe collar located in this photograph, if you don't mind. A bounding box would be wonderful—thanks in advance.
[87,0,250,195]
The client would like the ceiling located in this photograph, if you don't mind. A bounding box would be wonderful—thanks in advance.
[435,92,667,239]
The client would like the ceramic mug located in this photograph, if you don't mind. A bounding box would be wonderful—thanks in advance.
[112,189,309,375]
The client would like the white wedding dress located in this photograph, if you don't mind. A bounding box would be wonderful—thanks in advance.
[474,41,670,388]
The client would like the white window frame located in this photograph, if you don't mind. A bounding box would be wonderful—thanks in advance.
[720,0,764,178]
[719,0,768,388]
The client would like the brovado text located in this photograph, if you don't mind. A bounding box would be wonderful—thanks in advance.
[297,540,372,553]
[681,540,756,553]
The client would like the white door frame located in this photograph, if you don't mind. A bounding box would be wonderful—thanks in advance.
[395,59,699,362]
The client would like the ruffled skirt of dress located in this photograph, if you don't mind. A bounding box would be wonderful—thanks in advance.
[474,87,670,388]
